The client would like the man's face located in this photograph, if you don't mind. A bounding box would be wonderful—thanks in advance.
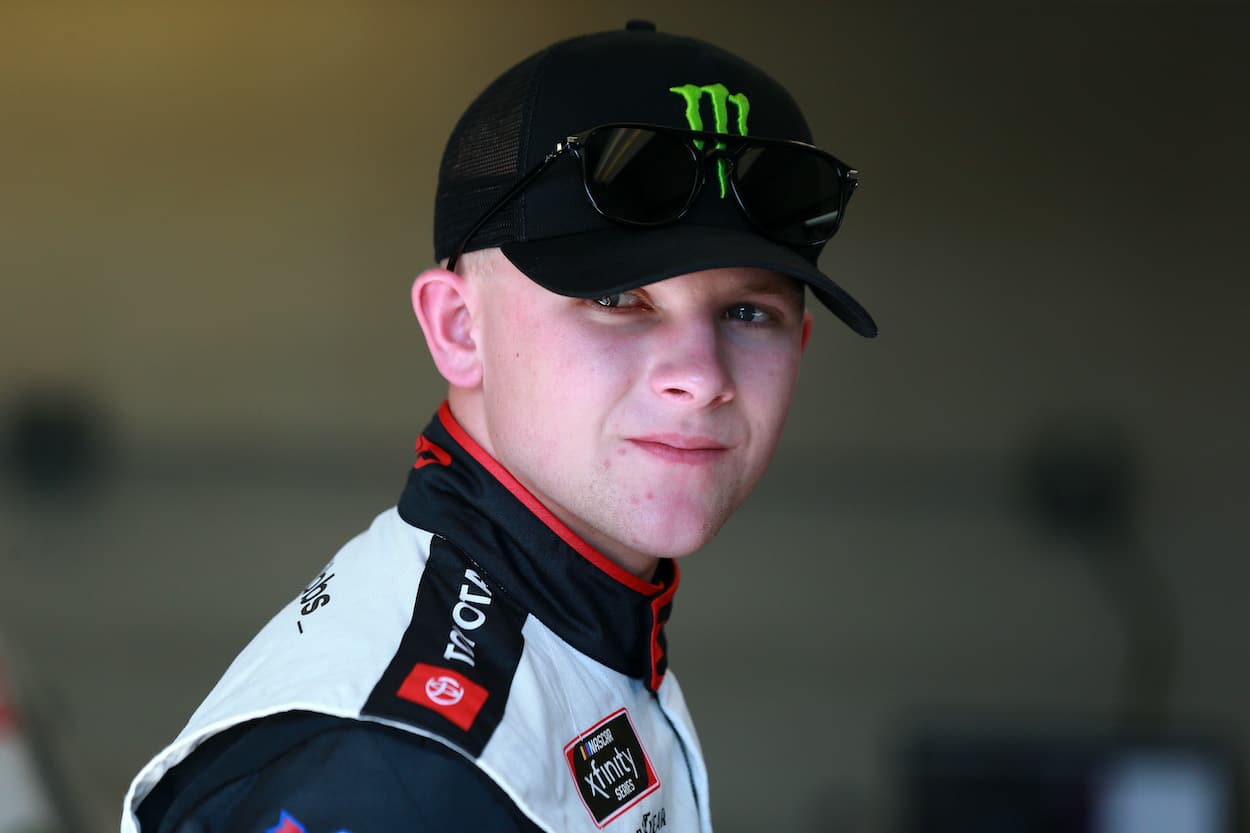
[458,252,810,578]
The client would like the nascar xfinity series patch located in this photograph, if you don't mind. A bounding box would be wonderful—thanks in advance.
[565,708,660,827]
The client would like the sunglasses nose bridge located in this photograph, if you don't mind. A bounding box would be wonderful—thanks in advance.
[700,144,738,163]
[694,144,743,204]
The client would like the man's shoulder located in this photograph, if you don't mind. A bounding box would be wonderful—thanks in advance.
[136,710,542,833]
[175,508,436,731]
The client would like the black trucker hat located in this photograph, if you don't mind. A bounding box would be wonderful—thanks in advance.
[433,20,877,337]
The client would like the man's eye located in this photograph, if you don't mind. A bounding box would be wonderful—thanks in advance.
[727,304,768,323]
[594,292,644,309]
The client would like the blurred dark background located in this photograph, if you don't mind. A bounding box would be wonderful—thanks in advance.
[1,2,1247,831]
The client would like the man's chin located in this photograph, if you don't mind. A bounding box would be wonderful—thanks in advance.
[621,520,726,563]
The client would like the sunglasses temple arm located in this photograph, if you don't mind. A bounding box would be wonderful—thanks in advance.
[446,149,566,272]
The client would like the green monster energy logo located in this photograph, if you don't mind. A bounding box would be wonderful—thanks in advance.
[669,83,750,198]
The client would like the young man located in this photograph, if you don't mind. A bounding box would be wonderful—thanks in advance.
[121,20,875,833]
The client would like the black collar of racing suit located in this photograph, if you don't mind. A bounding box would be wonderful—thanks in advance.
[397,403,679,692]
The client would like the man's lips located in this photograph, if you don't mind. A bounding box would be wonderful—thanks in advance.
[627,434,732,464]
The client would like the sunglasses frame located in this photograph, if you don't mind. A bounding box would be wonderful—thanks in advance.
[446,122,858,272]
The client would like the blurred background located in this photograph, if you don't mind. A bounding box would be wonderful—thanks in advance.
[1,2,1247,831]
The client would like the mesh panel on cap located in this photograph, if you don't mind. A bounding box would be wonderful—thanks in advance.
[433,49,551,262]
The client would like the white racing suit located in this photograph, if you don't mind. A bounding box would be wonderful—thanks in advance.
[122,403,711,833]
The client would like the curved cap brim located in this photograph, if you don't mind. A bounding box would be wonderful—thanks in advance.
[501,225,877,338]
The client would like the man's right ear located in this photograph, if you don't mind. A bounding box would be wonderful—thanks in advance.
[410,267,482,389]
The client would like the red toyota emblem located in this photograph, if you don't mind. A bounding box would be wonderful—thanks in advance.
[424,674,465,706]
[397,663,489,731]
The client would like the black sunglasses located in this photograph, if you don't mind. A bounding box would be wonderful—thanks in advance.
[446,122,859,271]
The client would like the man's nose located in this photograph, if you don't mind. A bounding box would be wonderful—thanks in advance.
[647,317,735,408]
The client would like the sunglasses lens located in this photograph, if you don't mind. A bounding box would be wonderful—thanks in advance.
[734,145,848,245]
[580,127,699,224]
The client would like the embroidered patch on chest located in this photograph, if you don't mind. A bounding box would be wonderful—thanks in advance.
[265,810,354,833]
[564,708,661,827]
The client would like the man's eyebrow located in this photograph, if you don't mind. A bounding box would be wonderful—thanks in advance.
[732,276,805,302]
